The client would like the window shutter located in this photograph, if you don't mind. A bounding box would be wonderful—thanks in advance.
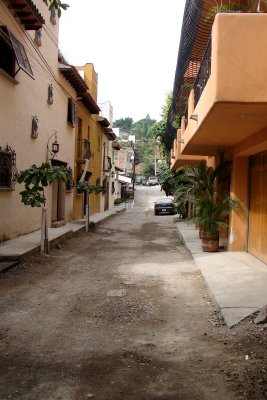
[8,30,34,80]
[68,98,78,127]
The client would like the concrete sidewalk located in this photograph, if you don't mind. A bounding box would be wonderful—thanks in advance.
[0,203,126,266]
[176,221,267,328]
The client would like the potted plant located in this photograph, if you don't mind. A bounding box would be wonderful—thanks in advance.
[174,156,239,252]
[196,195,239,252]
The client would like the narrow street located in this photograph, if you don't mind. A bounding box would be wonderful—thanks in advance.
[0,187,266,400]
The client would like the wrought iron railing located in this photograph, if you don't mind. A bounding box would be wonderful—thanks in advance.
[184,104,188,129]
[194,38,212,108]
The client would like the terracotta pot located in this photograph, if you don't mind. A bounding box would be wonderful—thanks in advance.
[199,226,204,239]
[202,231,219,252]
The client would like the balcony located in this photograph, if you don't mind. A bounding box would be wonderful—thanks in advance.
[181,13,267,156]
[170,128,207,171]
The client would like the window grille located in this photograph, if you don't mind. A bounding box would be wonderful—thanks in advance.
[67,98,78,127]
[114,150,119,161]
[0,145,17,189]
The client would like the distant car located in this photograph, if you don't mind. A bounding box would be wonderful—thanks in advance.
[147,176,158,186]
[154,198,176,215]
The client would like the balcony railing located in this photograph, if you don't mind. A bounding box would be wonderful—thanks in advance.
[194,38,212,108]
[184,104,188,129]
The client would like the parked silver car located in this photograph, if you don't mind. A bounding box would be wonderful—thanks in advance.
[147,176,158,186]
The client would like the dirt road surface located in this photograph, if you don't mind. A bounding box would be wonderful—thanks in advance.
[0,187,266,400]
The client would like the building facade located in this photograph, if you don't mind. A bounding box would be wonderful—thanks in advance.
[169,0,267,264]
[0,0,76,240]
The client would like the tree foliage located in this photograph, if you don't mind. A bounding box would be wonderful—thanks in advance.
[43,0,69,17]
[151,92,180,155]
[113,117,133,131]
[157,160,180,197]
[76,181,105,194]
[132,114,156,140]
[17,163,66,207]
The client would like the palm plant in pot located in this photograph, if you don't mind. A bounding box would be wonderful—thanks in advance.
[174,157,239,252]
[195,195,239,252]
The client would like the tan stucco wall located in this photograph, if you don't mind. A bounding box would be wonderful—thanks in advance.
[72,109,103,220]
[0,2,75,241]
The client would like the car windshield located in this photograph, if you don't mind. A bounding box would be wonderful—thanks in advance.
[156,199,173,204]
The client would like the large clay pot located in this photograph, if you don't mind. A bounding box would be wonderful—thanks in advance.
[202,231,219,252]
[199,226,204,239]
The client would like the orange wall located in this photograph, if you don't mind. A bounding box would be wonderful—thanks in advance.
[228,157,249,251]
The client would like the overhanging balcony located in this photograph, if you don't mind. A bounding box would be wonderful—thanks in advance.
[181,13,267,156]
[170,127,207,171]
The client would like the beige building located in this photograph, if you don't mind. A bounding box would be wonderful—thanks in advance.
[0,1,76,241]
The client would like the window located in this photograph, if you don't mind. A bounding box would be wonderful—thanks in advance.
[67,98,78,127]
[0,26,34,80]
[103,156,112,172]
[114,150,119,161]
[83,139,91,160]
[0,145,17,189]
[77,118,82,158]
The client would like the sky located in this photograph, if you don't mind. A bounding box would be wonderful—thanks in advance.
[59,0,186,123]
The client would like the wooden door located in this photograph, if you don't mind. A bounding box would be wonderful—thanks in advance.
[248,151,267,264]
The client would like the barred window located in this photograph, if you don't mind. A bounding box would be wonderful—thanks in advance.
[114,150,119,161]
[0,145,17,189]
[67,98,78,127]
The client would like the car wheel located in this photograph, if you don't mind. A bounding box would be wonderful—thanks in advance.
[154,210,159,215]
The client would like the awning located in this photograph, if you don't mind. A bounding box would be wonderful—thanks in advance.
[6,0,45,30]
[118,175,132,183]
[59,64,100,114]
[97,116,110,127]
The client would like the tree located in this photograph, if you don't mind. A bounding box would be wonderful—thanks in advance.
[113,117,133,131]
[157,160,180,197]
[17,163,67,253]
[43,0,69,17]
[151,92,180,155]
[132,114,156,140]
[76,181,105,232]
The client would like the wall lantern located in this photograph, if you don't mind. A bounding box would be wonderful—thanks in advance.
[46,130,59,161]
